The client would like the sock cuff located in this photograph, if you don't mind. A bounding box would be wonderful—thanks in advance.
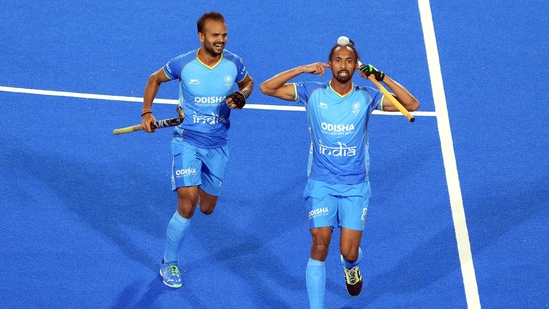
[171,211,190,224]
[307,258,325,266]
[342,247,363,268]
[357,247,363,263]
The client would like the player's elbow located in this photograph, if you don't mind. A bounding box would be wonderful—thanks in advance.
[259,82,275,96]
[148,69,168,86]
[260,81,294,101]
[399,94,420,112]
[407,98,420,111]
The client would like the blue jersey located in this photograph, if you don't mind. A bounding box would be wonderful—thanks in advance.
[294,81,383,184]
[163,49,249,148]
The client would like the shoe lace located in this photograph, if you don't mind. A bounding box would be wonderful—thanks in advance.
[345,267,360,285]
[168,265,180,276]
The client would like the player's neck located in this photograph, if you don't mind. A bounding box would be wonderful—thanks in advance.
[197,48,222,67]
[329,80,353,96]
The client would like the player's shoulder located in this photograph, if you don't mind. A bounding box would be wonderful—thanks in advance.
[296,81,328,90]
[171,49,199,63]
[353,84,378,96]
[222,49,241,59]
[164,49,199,78]
[294,81,329,102]
[221,49,246,65]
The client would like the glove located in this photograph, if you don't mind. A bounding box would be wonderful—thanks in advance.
[227,90,246,109]
[360,64,385,81]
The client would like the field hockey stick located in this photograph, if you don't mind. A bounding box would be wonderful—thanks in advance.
[365,74,415,122]
[113,106,184,135]
[337,36,415,122]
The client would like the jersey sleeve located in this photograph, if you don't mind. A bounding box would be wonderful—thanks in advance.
[223,51,249,84]
[294,81,324,105]
[163,50,196,81]
[234,56,249,83]
[162,56,183,81]
[358,85,383,110]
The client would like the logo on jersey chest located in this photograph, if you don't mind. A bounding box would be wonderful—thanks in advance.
[317,101,362,116]
[318,140,357,157]
[352,101,361,116]
[194,96,226,105]
[192,111,227,124]
[321,122,355,136]
[224,75,233,89]
[187,74,233,89]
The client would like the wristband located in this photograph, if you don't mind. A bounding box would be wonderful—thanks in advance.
[141,111,152,117]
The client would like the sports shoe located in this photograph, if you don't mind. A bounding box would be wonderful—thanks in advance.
[160,262,182,288]
[343,265,363,296]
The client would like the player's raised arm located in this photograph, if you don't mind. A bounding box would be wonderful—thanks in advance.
[260,62,328,101]
[379,76,420,112]
[358,64,420,113]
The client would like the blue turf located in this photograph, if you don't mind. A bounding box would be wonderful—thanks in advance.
[1,0,548,308]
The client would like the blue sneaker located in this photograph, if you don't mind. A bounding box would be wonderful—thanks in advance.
[160,262,182,288]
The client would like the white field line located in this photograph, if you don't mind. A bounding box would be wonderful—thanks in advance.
[418,1,481,308]
[0,85,435,116]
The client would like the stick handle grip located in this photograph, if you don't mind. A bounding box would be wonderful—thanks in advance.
[113,124,143,135]
[368,75,415,122]
[112,106,184,135]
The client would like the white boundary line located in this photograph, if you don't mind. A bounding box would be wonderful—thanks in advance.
[418,1,481,308]
[0,85,436,116]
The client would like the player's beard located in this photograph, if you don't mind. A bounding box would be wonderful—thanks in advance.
[334,69,353,84]
[203,41,225,57]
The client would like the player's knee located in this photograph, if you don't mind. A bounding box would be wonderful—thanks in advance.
[177,205,195,218]
[310,228,331,256]
[176,196,197,218]
[198,191,218,215]
[199,202,216,215]
[341,248,359,263]
[310,242,329,261]
[312,242,329,253]
[311,238,330,256]
[200,207,214,215]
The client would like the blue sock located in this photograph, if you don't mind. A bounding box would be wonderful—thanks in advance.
[341,247,363,269]
[306,258,325,309]
[163,211,191,264]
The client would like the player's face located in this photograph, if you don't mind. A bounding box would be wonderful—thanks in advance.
[329,46,357,84]
[199,19,227,57]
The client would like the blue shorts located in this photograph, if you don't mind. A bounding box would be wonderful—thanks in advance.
[170,138,229,196]
[304,179,371,231]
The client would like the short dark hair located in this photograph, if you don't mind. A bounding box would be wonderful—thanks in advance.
[328,44,360,63]
[197,12,225,33]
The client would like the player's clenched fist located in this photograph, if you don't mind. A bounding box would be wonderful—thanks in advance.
[226,90,246,109]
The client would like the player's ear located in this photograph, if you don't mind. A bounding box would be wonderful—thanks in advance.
[198,32,205,43]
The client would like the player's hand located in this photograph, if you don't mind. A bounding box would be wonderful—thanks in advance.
[302,62,329,76]
[141,112,157,133]
[226,90,246,109]
[360,64,385,81]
